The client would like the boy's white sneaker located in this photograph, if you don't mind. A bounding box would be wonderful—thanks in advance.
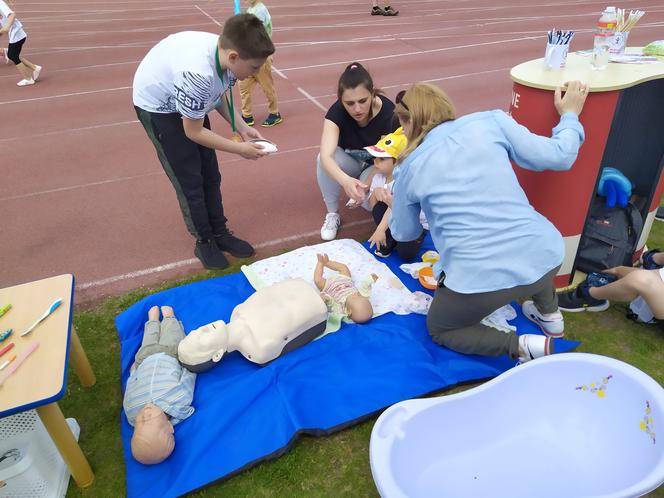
[33,65,42,81]
[320,213,341,241]
[522,300,565,338]
[17,78,35,86]
[518,334,553,363]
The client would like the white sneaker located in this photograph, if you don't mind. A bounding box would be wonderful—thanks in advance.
[320,213,341,241]
[3,48,8,64]
[518,334,553,363]
[522,300,565,338]
[17,78,35,86]
[33,65,42,81]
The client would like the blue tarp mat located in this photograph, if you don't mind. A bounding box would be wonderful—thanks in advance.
[116,239,579,497]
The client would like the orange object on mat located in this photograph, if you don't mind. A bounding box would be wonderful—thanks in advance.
[418,266,438,290]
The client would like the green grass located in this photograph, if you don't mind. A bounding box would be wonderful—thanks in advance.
[63,228,664,498]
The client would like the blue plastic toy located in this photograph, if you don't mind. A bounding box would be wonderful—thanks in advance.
[597,167,632,208]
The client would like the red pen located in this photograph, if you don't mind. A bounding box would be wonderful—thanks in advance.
[0,342,13,358]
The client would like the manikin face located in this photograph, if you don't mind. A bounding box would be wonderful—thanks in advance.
[226,50,267,80]
[341,86,373,125]
[131,404,175,465]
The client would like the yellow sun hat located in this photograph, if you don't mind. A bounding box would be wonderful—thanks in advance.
[364,127,407,160]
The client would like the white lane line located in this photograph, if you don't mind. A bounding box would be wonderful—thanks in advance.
[272,65,288,80]
[0,60,141,80]
[0,120,140,143]
[0,86,131,106]
[194,4,221,26]
[297,87,327,112]
[76,219,374,290]
[282,35,541,72]
[0,172,161,202]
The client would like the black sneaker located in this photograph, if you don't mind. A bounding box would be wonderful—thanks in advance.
[195,239,229,270]
[642,249,663,270]
[557,284,609,312]
[656,206,664,221]
[215,229,255,258]
[242,115,254,126]
[261,113,283,127]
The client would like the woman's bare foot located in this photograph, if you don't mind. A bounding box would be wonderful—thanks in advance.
[148,305,160,321]
[161,305,174,318]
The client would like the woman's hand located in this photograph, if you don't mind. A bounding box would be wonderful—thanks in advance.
[373,187,393,207]
[554,80,589,116]
[342,176,369,203]
[368,228,387,249]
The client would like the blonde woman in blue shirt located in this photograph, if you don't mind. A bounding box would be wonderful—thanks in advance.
[388,81,588,363]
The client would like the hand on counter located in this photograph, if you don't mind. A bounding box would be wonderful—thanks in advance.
[554,80,589,116]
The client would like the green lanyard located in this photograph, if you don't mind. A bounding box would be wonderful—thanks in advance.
[215,49,236,133]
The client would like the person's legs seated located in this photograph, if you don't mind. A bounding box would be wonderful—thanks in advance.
[557,279,610,312]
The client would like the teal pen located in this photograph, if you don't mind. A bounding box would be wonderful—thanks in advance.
[0,304,11,319]
[0,329,11,342]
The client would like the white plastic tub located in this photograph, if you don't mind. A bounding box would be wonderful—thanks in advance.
[370,353,664,498]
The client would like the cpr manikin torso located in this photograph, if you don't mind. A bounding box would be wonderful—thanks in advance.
[178,279,328,370]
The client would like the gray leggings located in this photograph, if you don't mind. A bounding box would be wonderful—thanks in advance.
[316,147,374,212]
[426,265,560,359]
[134,317,186,365]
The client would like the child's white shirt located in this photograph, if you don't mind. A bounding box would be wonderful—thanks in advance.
[0,0,27,44]
[370,172,429,230]
[247,2,272,38]
[133,31,234,120]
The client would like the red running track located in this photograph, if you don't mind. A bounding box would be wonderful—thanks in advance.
[1,0,663,302]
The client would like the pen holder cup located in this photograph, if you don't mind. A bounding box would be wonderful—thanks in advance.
[543,43,569,71]
[610,32,629,55]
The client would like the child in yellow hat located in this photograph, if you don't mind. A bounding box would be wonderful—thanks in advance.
[364,128,428,259]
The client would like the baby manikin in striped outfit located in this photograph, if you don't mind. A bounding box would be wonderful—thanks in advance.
[123,305,196,465]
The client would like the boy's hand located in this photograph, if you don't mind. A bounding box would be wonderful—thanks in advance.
[239,126,264,142]
[239,142,268,160]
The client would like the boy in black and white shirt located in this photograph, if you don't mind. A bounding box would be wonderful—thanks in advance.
[133,14,274,270]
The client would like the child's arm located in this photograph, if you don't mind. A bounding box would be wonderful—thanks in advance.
[604,266,639,279]
[324,260,352,277]
[314,255,327,291]
[368,208,391,248]
[0,13,15,35]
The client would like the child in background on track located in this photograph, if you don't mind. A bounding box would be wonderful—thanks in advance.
[371,1,398,16]
[240,0,282,128]
[314,253,378,324]
[0,0,42,86]
[365,127,427,260]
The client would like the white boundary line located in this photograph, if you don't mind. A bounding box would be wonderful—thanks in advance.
[297,88,327,112]
[0,86,131,106]
[76,219,374,290]
[194,4,221,26]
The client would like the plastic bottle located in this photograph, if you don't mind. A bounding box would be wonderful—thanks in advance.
[591,6,617,70]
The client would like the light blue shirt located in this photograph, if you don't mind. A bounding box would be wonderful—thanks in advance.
[123,352,196,426]
[390,110,584,294]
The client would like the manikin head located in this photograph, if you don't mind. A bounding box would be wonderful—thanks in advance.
[131,404,175,465]
[345,294,374,324]
[177,320,229,372]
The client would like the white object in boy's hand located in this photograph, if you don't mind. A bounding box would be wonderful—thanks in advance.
[250,139,278,154]
[346,198,360,208]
